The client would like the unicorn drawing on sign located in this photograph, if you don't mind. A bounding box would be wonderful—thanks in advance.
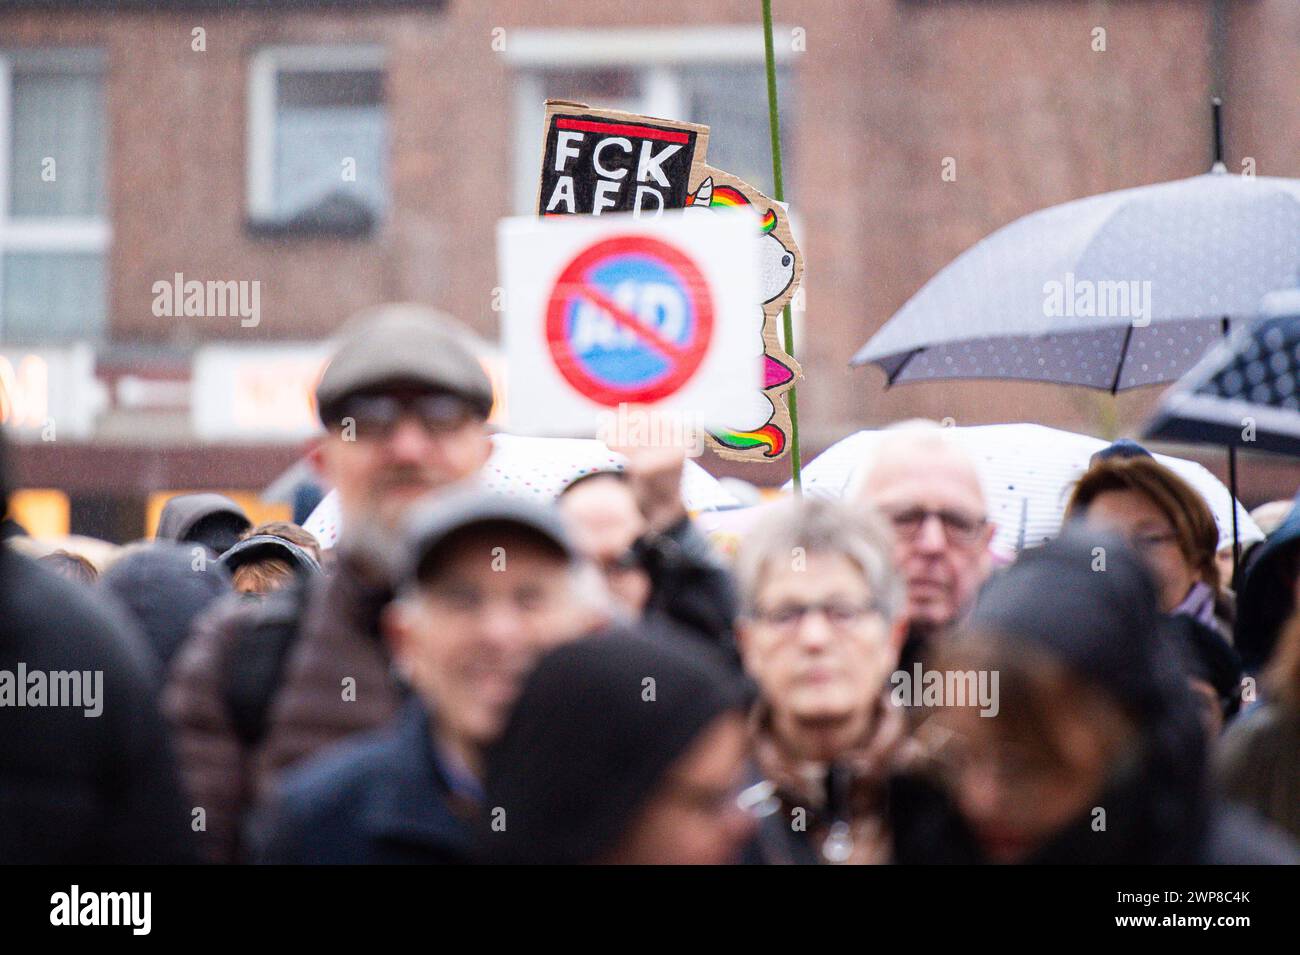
[687,176,797,456]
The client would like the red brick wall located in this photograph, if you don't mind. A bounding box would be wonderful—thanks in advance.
[2,0,1280,470]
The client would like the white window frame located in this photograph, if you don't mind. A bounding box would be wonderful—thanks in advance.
[246,43,387,223]
[504,26,793,215]
[0,48,111,338]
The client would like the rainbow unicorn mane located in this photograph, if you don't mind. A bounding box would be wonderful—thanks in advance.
[707,184,750,208]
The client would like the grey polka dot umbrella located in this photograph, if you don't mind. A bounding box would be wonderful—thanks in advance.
[852,170,1300,392]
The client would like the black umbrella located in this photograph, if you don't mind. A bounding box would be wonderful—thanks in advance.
[1145,289,1300,458]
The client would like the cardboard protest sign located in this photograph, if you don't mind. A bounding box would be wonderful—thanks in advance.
[498,210,762,438]
[535,101,802,462]
[684,167,803,460]
[538,102,709,216]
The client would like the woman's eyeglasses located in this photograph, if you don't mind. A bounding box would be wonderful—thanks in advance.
[749,599,884,631]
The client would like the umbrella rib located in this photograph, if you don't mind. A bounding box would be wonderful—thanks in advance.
[1109,324,1135,394]
[887,348,923,386]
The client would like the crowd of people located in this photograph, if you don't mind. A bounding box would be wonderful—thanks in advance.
[2,303,1298,865]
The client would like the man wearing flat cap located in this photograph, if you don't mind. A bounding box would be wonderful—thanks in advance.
[165,304,496,863]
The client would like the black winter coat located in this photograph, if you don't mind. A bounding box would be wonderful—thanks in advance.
[0,547,194,863]
[249,699,472,864]
[636,516,740,664]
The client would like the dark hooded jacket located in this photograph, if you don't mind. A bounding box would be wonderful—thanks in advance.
[156,493,251,556]
[162,543,401,863]
[1235,495,1300,673]
[1161,613,1244,721]
[99,541,233,668]
[477,631,748,864]
[890,529,1298,865]
[0,436,193,862]
[248,696,471,864]
[634,515,741,661]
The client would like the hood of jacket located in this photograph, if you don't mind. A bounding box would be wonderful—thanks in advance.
[156,493,251,550]
[99,542,233,666]
[1235,494,1300,672]
[895,528,1211,864]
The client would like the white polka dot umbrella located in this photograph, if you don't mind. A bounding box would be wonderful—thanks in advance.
[304,433,739,549]
[852,171,1300,392]
[783,423,1261,558]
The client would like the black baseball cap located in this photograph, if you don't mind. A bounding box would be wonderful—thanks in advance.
[401,485,577,586]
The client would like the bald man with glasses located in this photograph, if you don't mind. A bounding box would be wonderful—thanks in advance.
[851,422,995,668]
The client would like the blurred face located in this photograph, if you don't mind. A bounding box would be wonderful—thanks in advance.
[940,679,1131,864]
[387,530,593,756]
[559,477,651,617]
[739,552,904,746]
[232,560,294,597]
[313,389,491,531]
[856,447,992,637]
[1215,547,1234,593]
[1084,489,1199,613]
[602,712,754,865]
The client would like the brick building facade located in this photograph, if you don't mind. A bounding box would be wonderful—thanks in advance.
[2,0,1298,540]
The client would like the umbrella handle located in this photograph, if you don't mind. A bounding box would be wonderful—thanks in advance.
[1222,315,1240,587]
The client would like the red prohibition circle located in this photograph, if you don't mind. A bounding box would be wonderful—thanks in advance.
[544,235,714,406]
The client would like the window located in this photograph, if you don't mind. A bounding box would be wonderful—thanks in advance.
[678,63,793,195]
[0,49,109,344]
[247,45,388,236]
[506,27,794,214]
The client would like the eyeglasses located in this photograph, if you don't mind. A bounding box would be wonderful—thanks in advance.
[328,392,478,438]
[750,599,884,631]
[880,506,987,544]
[1128,530,1179,554]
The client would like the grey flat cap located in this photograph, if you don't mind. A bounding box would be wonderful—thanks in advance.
[402,485,577,585]
[316,304,494,422]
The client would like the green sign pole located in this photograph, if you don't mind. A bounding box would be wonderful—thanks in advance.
[762,0,802,494]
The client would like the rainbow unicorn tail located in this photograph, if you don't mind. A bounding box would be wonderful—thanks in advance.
[709,423,785,458]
